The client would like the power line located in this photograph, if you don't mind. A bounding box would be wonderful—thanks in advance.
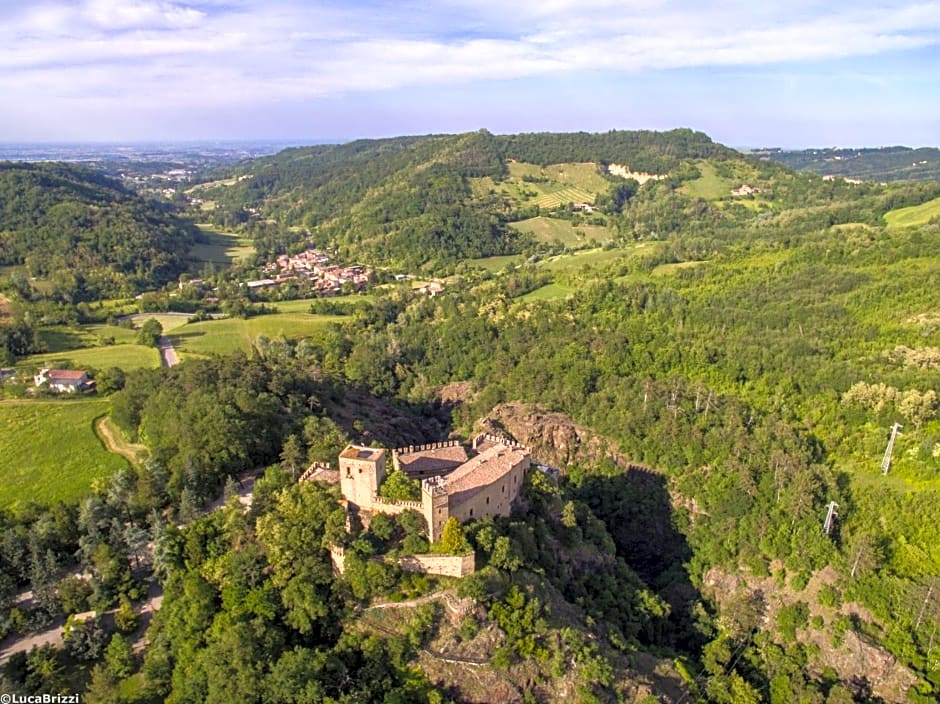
[823,501,839,535]
[881,422,902,476]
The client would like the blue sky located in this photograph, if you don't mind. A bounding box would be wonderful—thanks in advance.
[2,0,939,146]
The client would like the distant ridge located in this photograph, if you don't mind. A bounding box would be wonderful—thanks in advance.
[751,145,940,182]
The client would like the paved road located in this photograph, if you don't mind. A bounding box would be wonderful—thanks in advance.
[158,336,179,367]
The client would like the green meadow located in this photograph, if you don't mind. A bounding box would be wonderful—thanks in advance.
[883,196,940,229]
[0,399,127,506]
[169,313,347,356]
[190,224,256,266]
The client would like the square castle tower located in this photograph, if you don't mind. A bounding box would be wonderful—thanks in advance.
[338,435,530,542]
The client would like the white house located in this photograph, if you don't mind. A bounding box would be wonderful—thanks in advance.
[34,368,91,393]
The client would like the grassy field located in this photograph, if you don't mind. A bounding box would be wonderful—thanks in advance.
[538,247,630,272]
[518,283,574,302]
[682,161,736,200]
[272,295,374,313]
[121,313,192,332]
[511,216,613,246]
[18,344,160,372]
[883,196,940,229]
[652,261,708,276]
[0,399,127,506]
[169,313,347,355]
[190,224,256,265]
[467,254,524,272]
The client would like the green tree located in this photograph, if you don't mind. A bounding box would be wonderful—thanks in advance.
[280,434,304,480]
[439,517,467,554]
[105,633,134,678]
[137,318,163,347]
[380,470,420,501]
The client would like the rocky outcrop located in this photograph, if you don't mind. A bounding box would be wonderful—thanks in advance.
[478,402,644,472]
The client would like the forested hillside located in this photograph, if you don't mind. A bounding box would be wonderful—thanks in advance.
[0,162,195,299]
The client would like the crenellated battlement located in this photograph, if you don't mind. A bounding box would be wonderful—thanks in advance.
[472,431,527,452]
[299,461,333,482]
[421,475,448,497]
[392,439,462,456]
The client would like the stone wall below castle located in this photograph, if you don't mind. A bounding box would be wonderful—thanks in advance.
[399,552,475,578]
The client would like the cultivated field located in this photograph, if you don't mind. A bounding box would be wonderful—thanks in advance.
[0,399,127,506]
[189,224,256,266]
[169,312,347,355]
[472,162,607,211]
[511,216,613,246]
[883,196,940,229]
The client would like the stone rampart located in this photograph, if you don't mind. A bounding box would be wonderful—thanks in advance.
[399,552,475,578]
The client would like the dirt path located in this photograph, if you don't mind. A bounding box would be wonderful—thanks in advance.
[158,336,179,367]
[95,416,148,465]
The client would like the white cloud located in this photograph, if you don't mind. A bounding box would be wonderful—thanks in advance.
[0,0,938,136]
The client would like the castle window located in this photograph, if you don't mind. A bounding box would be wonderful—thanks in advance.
[438,508,442,514]
[469,508,474,517]
[501,484,505,493]
[486,497,490,505]
[358,468,362,474]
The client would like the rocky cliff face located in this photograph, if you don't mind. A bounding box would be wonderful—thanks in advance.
[477,402,643,471]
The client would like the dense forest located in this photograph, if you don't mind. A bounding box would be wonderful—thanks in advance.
[0,163,195,299]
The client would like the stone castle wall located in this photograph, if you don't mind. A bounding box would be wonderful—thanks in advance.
[399,552,475,578]
[370,496,424,516]
[329,545,475,578]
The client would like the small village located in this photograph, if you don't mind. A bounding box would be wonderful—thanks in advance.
[245,247,372,294]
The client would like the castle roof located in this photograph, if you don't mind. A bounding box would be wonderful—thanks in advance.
[396,444,468,476]
[339,445,385,462]
[445,444,528,501]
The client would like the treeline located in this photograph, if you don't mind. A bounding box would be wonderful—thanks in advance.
[497,128,735,171]
[0,163,195,299]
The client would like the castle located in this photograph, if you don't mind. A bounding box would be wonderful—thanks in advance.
[337,434,530,542]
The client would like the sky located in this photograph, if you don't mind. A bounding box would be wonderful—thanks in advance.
[2,0,939,147]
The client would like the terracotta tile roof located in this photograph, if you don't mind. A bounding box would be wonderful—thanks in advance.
[445,445,528,499]
[47,369,87,381]
[397,445,468,475]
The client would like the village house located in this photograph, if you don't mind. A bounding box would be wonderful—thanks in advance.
[33,368,92,393]
[0,368,16,384]
[730,184,758,196]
